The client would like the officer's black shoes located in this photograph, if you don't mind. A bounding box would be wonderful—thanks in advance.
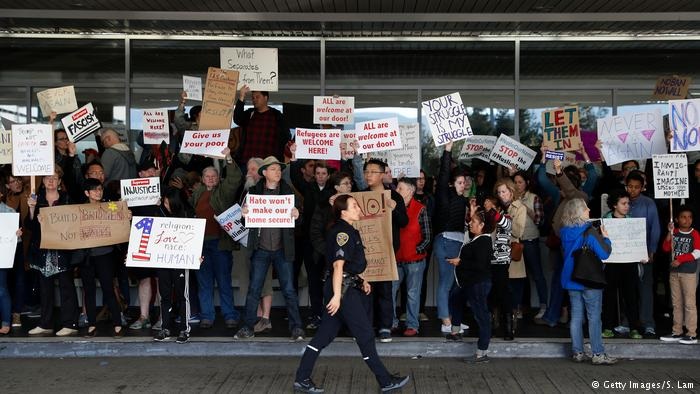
[293,378,324,393]
[380,374,410,392]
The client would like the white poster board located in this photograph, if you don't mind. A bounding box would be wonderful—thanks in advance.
[652,154,689,199]
[215,203,249,246]
[244,194,295,228]
[596,110,666,166]
[61,103,101,143]
[142,109,170,145]
[601,218,648,263]
[669,98,700,152]
[120,177,161,207]
[489,133,536,171]
[126,217,205,270]
[368,123,421,177]
[0,213,19,269]
[422,92,473,146]
[313,96,354,125]
[36,86,78,117]
[182,75,202,101]
[180,129,230,159]
[220,47,278,91]
[295,128,342,160]
[355,117,402,154]
[11,124,54,176]
[0,125,11,165]
[340,130,358,160]
[458,135,497,163]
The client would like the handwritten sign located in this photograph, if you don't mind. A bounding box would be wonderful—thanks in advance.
[669,99,700,152]
[61,103,101,143]
[36,86,78,117]
[11,124,54,176]
[489,133,536,171]
[126,217,206,270]
[652,154,689,199]
[0,213,19,269]
[120,177,161,207]
[0,125,11,165]
[348,191,398,282]
[142,109,170,145]
[180,129,230,159]
[340,130,357,159]
[653,75,691,100]
[39,201,131,249]
[220,47,278,91]
[245,194,295,228]
[368,123,421,177]
[215,203,249,246]
[458,135,497,163]
[313,96,354,125]
[422,92,473,146]
[199,67,239,131]
[542,106,581,152]
[295,128,342,160]
[601,218,648,263]
[182,75,202,101]
[596,110,666,166]
[355,117,402,154]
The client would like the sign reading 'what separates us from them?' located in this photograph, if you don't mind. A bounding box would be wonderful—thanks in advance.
[220,48,278,92]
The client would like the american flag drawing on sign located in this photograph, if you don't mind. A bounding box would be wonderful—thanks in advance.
[132,217,154,261]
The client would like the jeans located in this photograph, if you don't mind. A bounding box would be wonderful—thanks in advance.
[569,288,604,355]
[198,239,238,322]
[244,249,302,331]
[434,234,463,320]
[391,260,426,330]
[451,280,492,351]
[638,263,655,331]
[542,248,564,326]
[0,269,10,326]
[9,245,25,313]
[523,239,548,306]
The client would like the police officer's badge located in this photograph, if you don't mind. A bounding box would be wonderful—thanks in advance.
[336,232,349,246]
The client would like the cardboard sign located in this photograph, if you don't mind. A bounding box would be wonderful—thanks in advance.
[126,217,206,270]
[39,201,131,249]
[457,135,497,163]
[652,154,689,199]
[120,177,161,207]
[11,124,54,176]
[220,47,278,91]
[215,203,249,246]
[245,194,295,228]
[653,75,691,100]
[295,128,342,160]
[36,86,78,117]
[355,117,402,154]
[422,92,473,146]
[601,218,648,263]
[182,75,202,101]
[142,109,170,145]
[0,126,11,165]
[596,110,666,166]
[545,151,565,160]
[542,106,581,152]
[0,213,19,269]
[180,129,230,159]
[340,130,358,160]
[60,103,101,143]
[199,67,239,131]
[348,191,399,282]
[669,99,700,152]
[368,123,421,177]
[313,96,354,125]
[489,133,537,171]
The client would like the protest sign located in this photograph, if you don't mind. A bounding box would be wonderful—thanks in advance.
[0,213,19,269]
[120,177,161,207]
[458,135,497,163]
[245,194,295,228]
[199,67,239,131]
[422,92,473,146]
[542,106,581,152]
[545,151,565,160]
[142,109,170,145]
[11,124,54,176]
[601,218,648,263]
[368,123,421,177]
[653,75,691,100]
[489,133,537,171]
[545,151,580,175]
[215,203,249,246]
[295,128,342,160]
[669,99,700,152]
[60,103,101,143]
[220,47,278,91]
[313,96,354,125]
[126,217,206,270]
[180,129,230,159]
[579,130,601,162]
[355,117,402,154]
[652,154,689,199]
[182,75,202,101]
[348,191,399,282]
[340,130,357,160]
[39,201,130,249]
[0,125,11,165]
[596,110,666,166]
[36,86,78,117]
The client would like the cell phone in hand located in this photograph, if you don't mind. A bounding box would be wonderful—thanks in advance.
[590,219,602,229]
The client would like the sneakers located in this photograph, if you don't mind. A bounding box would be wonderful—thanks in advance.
[419,313,429,322]
[445,332,463,341]
[572,352,590,363]
[254,317,272,333]
[11,313,21,328]
[679,336,697,345]
[399,313,407,322]
[293,378,324,393]
[464,354,489,364]
[199,319,214,329]
[153,329,172,342]
[379,331,392,343]
[660,333,683,342]
[441,324,467,334]
[113,326,125,339]
[225,319,239,329]
[381,374,410,392]
[306,316,321,330]
[643,328,657,339]
[591,353,617,365]
[234,326,255,339]
[28,326,53,336]
[291,327,306,341]
[629,330,642,340]
[534,304,547,320]
[56,327,78,337]
[403,328,418,337]
[152,319,162,331]
[129,316,151,330]
[602,329,615,338]
[176,330,190,344]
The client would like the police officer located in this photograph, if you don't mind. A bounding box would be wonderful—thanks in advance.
[293,194,410,393]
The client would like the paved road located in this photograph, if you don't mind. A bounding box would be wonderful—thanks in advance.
[1,357,698,393]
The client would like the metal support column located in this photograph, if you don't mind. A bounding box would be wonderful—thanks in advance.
[125,37,131,147]
[320,37,326,96]
[514,39,520,139]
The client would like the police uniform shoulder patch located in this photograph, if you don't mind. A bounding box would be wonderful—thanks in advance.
[336,232,349,246]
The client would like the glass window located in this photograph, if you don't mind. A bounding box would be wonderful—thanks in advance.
[0,87,28,125]
[616,90,668,116]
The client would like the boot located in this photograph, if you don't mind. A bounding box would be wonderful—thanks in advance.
[492,308,500,330]
[503,313,514,341]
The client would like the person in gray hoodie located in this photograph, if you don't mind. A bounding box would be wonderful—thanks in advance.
[100,129,138,185]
